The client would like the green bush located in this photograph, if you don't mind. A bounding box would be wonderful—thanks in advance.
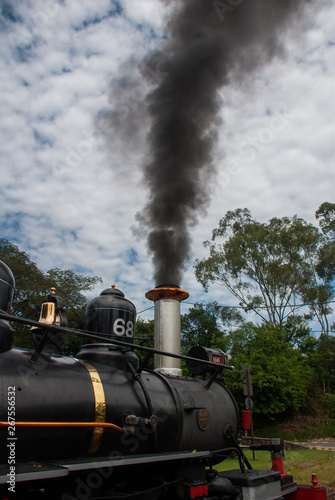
[320,393,335,419]
[225,323,312,422]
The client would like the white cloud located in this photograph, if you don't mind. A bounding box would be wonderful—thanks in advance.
[0,0,334,326]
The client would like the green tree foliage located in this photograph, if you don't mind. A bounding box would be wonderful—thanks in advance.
[220,306,244,333]
[44,268,102,311]
[299,282,334,335]
[316,202,335,239]
[60,305,87,356]
[194,208,321,328]
[281,315,318,354]
[225,323,312,422]
[297,203,335,335]
[135,318,155,369]
[181,302,227,354]
[179,302,315,419]
[0,239,102,349]
[135,318,155,343]
[308,334,335,395]
[0,239,47,318]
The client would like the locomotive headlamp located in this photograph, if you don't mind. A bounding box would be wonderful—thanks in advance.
[31,287,67,332]
[30,288,68,355]
[186,346,231,376]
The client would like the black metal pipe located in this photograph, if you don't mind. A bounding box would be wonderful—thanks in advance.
[0,311,233,371]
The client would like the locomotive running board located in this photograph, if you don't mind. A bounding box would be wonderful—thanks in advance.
[0,450,212,484]
[0,461,69,483]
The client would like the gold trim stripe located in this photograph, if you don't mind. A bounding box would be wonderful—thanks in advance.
[75,359,107,454]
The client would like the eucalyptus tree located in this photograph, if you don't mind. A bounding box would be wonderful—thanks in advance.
[195,208,320,328]
[298,203,335,335]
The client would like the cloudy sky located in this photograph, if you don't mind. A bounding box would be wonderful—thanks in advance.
[0,0,334,326]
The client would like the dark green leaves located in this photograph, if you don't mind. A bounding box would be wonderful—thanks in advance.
[195,208,321,327]
[0,239,102,348]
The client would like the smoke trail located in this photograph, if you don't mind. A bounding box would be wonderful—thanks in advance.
[101,0,314,286]
[137,0,314,286]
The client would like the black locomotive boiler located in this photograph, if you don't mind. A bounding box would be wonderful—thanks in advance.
[0,261,327,499]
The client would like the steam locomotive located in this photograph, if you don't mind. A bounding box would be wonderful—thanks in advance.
[0,260,327,499]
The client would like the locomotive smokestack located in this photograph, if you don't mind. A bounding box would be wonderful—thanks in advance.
[145,285,189,375]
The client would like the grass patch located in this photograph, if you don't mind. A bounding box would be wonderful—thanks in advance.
[216,448,335,490]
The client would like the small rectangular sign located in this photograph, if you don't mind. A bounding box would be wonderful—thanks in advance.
[212,355,223,364]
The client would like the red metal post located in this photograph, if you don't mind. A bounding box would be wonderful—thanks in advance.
[285,474,327,499]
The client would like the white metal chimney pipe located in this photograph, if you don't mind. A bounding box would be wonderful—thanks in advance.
[145,286,189,376]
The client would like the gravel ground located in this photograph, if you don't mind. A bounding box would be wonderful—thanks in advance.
[300,440,335,451]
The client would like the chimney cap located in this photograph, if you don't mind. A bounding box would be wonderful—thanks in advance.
[145,286,189,302]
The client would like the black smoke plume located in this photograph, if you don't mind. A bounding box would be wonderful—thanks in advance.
[101,0,313,286]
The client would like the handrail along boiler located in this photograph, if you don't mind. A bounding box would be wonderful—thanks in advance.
[0,261,327,499]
